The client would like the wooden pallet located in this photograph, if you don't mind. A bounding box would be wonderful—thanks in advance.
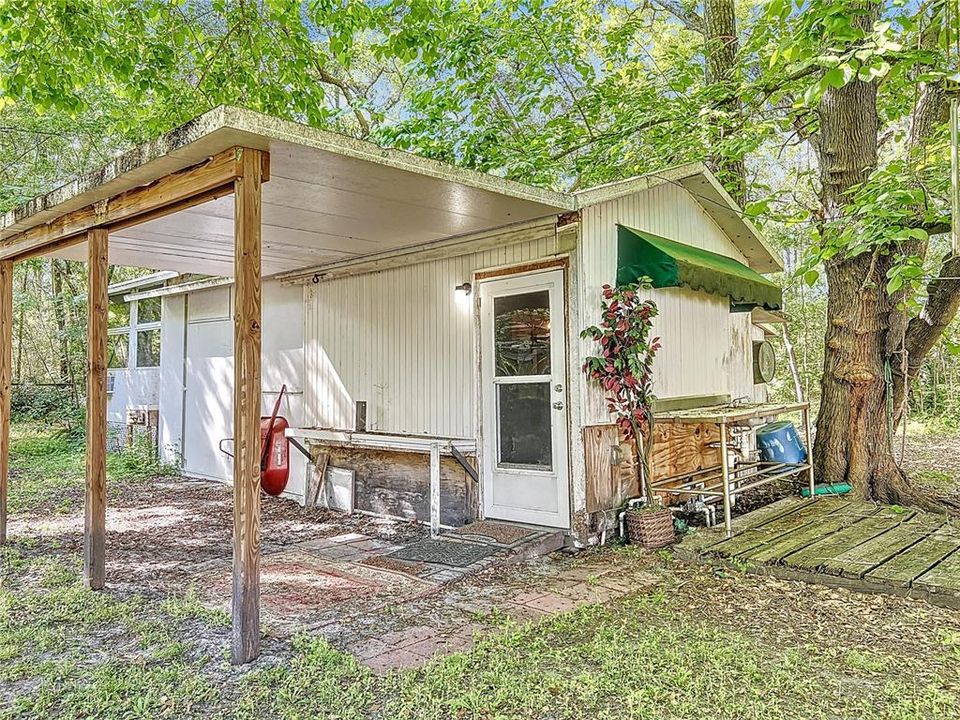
[684,497,960,603]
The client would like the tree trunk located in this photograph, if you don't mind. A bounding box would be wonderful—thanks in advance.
[702,0,746,204]
[807,5,919,505]
[814,252,925,506]
[891,252,960,426]
[14,266,26,383]
[51,259,71,385]
[809,42,945,509]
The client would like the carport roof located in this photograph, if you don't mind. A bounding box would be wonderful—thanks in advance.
[0,105,780,276]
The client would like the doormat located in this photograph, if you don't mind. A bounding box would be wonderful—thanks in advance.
[449,521,540,547]
[360,554,426,577]
[388,539,498,568]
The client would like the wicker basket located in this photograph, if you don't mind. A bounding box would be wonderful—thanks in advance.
[625,507,675,549]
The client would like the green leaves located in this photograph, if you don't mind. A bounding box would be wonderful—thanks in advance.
[581,281,661,440]
[885,255,925,296]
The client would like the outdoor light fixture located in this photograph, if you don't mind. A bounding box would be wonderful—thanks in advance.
[455,282,473,299]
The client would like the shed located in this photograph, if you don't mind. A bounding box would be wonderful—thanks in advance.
[0,106,784,663]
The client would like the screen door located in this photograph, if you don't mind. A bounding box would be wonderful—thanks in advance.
[479,269,569,528]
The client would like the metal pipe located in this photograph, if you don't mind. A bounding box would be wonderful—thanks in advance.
[650,459,790,489]
[618,497,646,540]
[803,405,816,499]
[734,466,813,494]
[720,421,732,537]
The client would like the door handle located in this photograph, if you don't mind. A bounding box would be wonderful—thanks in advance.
[553,401,564,410]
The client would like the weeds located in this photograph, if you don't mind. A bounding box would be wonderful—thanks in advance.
[9,423,177,515]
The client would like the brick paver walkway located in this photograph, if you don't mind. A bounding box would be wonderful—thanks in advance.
[328,550,659,672]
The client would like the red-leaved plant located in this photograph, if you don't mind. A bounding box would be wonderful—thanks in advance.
[581,280,661,501]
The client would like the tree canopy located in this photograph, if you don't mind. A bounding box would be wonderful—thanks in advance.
[3,0,960,503]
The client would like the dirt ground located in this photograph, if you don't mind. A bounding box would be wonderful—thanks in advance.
[10,476,428,597]
[901,430,960,507]
[6,484,960,718]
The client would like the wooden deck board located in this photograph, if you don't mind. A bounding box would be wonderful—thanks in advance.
[683,495,960,602]
[709,499,850,558]
[783,506,911,572]
[821,514,945,579]
[679,496,809,554]
[741,502,880,564]
[912,531,960,595]
[865,527,960,588]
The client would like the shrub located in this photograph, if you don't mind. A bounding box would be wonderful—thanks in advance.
[11,383,84,440]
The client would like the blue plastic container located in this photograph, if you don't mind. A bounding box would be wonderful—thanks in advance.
[756,420,807,464]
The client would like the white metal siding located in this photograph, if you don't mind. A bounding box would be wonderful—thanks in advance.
[107,368,160,423]
[174,281,309,500]
[158,295,186,461]
[304,229,563,437]
[577,182,760,426]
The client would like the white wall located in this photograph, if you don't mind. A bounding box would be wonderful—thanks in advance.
[303,225,565,437]
[160,281,308,502]
[158,295,186,461]
[107,296,162,440]
[107,368,160,424]
[576,182,763,427]
[154,180,771,526]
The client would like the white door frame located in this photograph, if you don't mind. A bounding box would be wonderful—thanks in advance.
[478,266,570,528]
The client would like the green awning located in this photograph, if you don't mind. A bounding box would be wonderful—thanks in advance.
[616,225,782,312]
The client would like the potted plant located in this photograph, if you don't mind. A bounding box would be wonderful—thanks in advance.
[581,280,673,549]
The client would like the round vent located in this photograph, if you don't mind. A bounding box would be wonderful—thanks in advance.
[753,340,776,384]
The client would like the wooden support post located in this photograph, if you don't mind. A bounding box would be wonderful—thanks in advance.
[0,260,11,545]
[430,443,441,538]
[84,228,108,589]
[231,148,265,665]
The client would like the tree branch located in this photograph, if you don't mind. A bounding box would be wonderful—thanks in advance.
[314,65,371,137]
[910,218,951,236]
[892,252,960,423]
[649,0,703,33]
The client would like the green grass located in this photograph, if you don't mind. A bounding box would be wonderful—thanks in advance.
[7,426,85,514]
[0,549,219,720]
[2,423,959,719]
[2,545,958,720]
[8,423,177,515]
[914,469,956,493]
[224,594,959,720]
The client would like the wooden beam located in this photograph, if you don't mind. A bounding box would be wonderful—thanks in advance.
[84,228,109,590]
[0,148,244,262]
[0,260,11,544]
[231,148,265,665]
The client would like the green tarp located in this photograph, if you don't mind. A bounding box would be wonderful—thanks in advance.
[616,225,782,312]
